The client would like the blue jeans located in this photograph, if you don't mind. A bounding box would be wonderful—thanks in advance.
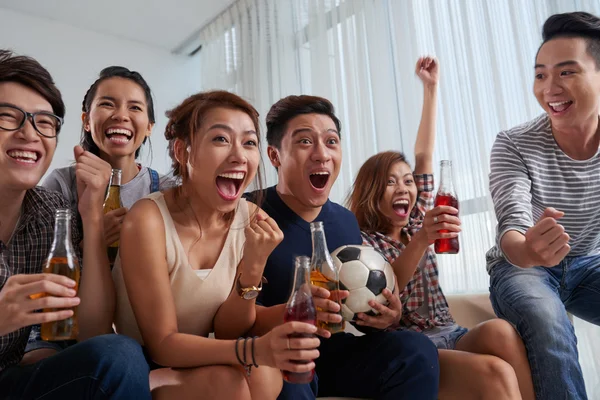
[0,334,151,400]
[490,255,600,400]
[278,330,439,400]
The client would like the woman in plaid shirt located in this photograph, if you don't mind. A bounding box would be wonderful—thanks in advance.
[347,57,534,400]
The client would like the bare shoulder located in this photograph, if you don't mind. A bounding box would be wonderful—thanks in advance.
[123,198,165,235]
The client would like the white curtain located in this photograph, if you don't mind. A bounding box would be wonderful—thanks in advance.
[198,0,600,396]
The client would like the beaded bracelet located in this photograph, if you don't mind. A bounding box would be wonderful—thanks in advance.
[235,336,259,376]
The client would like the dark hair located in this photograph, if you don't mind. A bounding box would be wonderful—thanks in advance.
[81,66,155,158]
[0,49,65,130]
[347,151,409,234]
[541,12,600,69]
[265,95,342,149]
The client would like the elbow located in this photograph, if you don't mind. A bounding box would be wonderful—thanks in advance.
[145,336,176,368]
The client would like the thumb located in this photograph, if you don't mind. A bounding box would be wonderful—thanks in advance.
[541,207,564,220]
[73,145,84,160]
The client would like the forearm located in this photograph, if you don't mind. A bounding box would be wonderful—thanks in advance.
[414,84,438,175]
[213,272,261,339]
[78,215,115,339]
[500,230,534,268]
[250,304,286,336]
[150,333,246,369]
[390,230,429,289]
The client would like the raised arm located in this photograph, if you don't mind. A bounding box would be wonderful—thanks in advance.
[213,204,283,339]
[73,146,115,339]
[413,56,439,175]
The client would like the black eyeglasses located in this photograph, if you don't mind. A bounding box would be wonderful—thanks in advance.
[0,103,63,138]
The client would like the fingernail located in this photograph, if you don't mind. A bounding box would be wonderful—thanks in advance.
[66,279,76,287]
[68,289,77,296]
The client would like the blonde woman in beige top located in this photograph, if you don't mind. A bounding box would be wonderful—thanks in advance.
[115,91,320,399]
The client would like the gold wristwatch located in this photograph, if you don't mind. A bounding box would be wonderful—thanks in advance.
[235,274,266,300]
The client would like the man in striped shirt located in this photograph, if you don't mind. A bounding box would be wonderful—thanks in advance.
[487,12,600,400]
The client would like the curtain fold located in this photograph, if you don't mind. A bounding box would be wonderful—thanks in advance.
[198,0,600,395]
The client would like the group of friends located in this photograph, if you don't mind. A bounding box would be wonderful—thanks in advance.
[0,10,599,400]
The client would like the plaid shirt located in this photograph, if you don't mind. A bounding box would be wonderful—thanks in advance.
[361,174,454,332]
[0,187,82,371]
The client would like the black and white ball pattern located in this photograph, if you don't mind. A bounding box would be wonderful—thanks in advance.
[331,245,396,322]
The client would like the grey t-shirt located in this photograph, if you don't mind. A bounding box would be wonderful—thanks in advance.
[43,165,178,210]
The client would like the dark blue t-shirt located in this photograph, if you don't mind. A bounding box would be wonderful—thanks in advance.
[247,186,362,307]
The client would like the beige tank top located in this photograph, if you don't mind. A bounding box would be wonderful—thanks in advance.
[112,192,248,344]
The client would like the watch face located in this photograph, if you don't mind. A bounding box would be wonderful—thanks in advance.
[243,290,259,300]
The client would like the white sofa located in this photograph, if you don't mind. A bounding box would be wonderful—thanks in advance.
[316,293,497,400]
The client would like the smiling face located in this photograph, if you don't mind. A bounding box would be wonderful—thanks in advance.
[378,161,417,230]
[269,113,341,209]
[180,106,260,214]
[0,81,57,191]
[534,37,600,131]
[83,77,153,160]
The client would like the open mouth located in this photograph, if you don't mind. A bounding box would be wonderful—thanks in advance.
[7,149,40,165]
[548,101,573,114]
[215,171,246,201]
[309,171,330,190]
[105,128,133,144]
[392,199,410,218]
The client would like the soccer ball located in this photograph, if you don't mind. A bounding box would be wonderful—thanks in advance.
[331,245,396,322]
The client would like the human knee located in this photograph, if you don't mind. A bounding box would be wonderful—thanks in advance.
[388,331,439,380]
[204,365,252,400]
[79,334,148,375]
[479,357,519,398]
[480,319,524,353]
[76,334,150,396]
[520,302,574,344]
[248,366,283,400]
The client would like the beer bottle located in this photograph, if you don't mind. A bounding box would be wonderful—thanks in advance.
[103,168,122,268]
[309,221,345,334]
[41,208,80,341]
[283,256,317,384]
[434,160,460,254]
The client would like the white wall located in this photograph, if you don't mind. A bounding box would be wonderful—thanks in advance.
[0,7,201,176]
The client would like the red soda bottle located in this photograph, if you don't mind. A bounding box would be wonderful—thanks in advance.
[434,160,460,254]
[283,256,317,384]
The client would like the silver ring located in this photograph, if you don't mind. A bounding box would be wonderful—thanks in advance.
[433,216,438,224]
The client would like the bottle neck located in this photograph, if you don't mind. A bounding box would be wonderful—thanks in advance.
[110,170,122,187]
[438,162,455,195]
[291,263,311,292]
[310,227,332,268]
[290,258,312,301]
[50,217,74,257]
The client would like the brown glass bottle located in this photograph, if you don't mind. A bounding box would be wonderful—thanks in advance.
[103,168,122,268]
[41,209,80,341]
[309,221,345,334]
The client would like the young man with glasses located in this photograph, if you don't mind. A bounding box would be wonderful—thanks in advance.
[0,49,151,399]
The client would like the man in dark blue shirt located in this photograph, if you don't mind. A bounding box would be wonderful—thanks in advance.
[247,95,439,399]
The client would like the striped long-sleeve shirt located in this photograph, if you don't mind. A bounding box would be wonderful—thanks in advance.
[486,113,600,272]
